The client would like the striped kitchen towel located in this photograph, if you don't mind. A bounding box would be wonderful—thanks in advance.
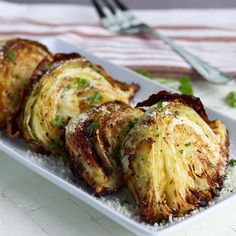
[1,1,236,80]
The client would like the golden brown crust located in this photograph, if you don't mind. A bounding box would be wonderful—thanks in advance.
[20,53,139,155]
[121,92,230,224]
[0,38,51,132]
[66,101,143,195]
[136,90,209,123]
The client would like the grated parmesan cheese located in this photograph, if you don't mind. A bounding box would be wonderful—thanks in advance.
[24,149,236,232]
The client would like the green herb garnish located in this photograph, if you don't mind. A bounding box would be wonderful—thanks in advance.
[49,142,62,150]
[207,162,214,168]
[229,159,236,167]
[213,187,222,196]
[91,91,103,103]
[180,150,184,155]
[60,155,69,165]
[185,142,191,147]
[113,143,122,160]
[66,84,72,90]
[75,77,90,89]
[88,105,96,110]
[15,75,20,80]
[135,69,153,79]
[51,115,64,127]
[160,220,168,225]
[7,50,16,62]
[127,118,138,130]
[225,91,236,108]
[44,64,50,71]
[156,101,164,111]
[87,121,100,134]
[178,76,193,95]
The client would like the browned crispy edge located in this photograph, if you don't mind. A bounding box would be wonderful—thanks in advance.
[136,90,230,167]
[66,100,129,196]
[0,38,50,129]
[2,38,52,137]
[136,90,209,123]
[3,38,51,57]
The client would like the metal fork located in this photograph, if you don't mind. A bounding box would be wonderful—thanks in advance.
[91,0,233,84]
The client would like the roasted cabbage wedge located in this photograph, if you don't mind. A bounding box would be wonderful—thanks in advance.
[120,91,229,224]
[65,100,143,195]
[0,38,51,132]
[21,54,139,154]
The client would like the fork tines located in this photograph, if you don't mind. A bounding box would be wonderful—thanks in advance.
[91,0,129,19]
[91,0,142,33]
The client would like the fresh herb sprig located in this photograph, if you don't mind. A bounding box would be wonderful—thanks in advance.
[178,76,193,95]
[87,121,100,134]
[225,91,236,108]
[127,118,138,130]
[156,101,164,111]
[51,115,64,127]
[75,77,90,89]
[229,159,236,167]
[135,69,153,79]
[7,50,16,62]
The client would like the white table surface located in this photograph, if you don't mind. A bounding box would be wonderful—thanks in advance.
[0,78,236,236]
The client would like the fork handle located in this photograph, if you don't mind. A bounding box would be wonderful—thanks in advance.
[143,27,233,84]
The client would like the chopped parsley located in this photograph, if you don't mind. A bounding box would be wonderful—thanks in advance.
[135,69,153,79]
[15,75,20,80]
[127,118,138,130]
[51,115,64,127]
[88,105,96,110]
[60,155,69,165]
[49,142,62,150]
[225,91,236,108]
[180,150,184,155]
[75,77,90,89]
[160,220,168,225]
[91,91,103,103]
[207,161,214,168]
[66,84,72,90]
[112,143,121,164]
[185,142,191,147]
[81,91,103,106]
[229,159,236,167]
[178,76,193,95]
[156,101,164,111]
[213,187,222,196]
[44,64,50,71]
[7,50,16,62]
[87,121,100,134]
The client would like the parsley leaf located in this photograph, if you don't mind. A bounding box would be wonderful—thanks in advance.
[185,142,191,147]
[229,159,236,167]
[127,118,138,130]
[87,121,100,134]
[75,77,90,89]
[178,76,193,95]
[207,161,214,168]
[156,101,164,111]
[135,69,153,79]
[7,50,16,62]
[51,115,64,127]
[66,84,72,90]
[225,91,236,108]
[49,142,62,150]
[112,143,122,161]
[44,64,50,71]
[213,187,222,196]
[91,91,103,103]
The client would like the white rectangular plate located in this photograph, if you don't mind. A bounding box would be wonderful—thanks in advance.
[0,38,236,236]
